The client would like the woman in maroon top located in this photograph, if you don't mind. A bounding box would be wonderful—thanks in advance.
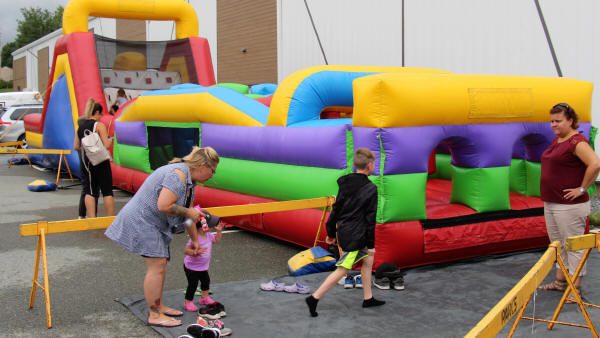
[539,103,600,292]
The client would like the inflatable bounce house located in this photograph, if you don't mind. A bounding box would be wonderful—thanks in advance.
[26,0,595,269]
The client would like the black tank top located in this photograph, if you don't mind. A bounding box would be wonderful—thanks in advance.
[77,118,96,141]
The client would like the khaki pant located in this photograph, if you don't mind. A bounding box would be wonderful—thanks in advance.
[544,201,590,277]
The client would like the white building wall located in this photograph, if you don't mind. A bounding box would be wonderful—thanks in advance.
[406,0,554,75]
[89,18,117,39]
[542,1,599,134]
[279,0,599,147]
[278,0,403,81]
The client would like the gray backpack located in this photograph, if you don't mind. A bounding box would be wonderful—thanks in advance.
[81,122,111,166]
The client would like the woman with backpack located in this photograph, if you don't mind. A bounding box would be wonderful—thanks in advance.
[74,98,114,217]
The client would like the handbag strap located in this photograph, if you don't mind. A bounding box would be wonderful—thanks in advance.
[184,186,193,208]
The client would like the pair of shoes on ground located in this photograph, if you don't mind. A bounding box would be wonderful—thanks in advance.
[374,276,404,290]
[260,280,310,294]
[184,296,219,312]
[181,318,232,337]
[198,302,227,320]
[340,274,363,289]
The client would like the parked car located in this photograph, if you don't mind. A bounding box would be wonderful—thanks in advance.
[0,91,42,112]
[0,104,43,144]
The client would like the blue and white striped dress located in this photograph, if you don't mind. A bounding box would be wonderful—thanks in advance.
[105,163,194,258]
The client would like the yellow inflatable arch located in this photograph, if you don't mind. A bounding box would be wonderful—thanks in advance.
[63,0,199,39]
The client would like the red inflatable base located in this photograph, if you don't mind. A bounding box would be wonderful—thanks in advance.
[111,164,549,269]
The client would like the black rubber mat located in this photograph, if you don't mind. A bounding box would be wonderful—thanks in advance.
[117,251,600,337]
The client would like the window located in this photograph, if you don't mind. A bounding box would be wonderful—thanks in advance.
[10,107,42,121]
[147,126,200,170]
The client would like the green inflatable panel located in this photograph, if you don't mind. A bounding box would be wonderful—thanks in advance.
[373,173,428,223]
[214,83,249,94]
[526,161,541,197]
[149,144,174,170]
[245,93,265,99]
[451,166,510,212]
[345,129,354,169]
[118,144,151,173]
[509,159,527,195]
[112,138,121,165]
[430,154,453,180]
[204,157,344,201]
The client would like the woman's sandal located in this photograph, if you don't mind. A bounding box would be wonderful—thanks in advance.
[538,280,566,292]
[147,316,182,327]
[565,289,584,304]
[159,305,183,317]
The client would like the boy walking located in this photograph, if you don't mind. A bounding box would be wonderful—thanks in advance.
[305,148,385,317]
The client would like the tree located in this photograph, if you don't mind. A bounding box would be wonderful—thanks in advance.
[2,6,63,68]
[15,6,64,47]
[1,41,17,68]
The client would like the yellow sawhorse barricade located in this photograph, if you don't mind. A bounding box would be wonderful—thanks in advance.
[466,233,600,338]
[19,196,335,328]
[0,141,74,185]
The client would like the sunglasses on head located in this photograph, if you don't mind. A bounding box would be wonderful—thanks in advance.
[553,103,572,112]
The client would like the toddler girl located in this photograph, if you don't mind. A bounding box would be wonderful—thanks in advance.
[183,206,223,312]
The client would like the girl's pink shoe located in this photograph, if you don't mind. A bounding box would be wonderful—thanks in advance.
[199,296,216,305]
[184,300,198,312]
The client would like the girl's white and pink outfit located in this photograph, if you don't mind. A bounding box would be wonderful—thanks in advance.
[184,231,216,307]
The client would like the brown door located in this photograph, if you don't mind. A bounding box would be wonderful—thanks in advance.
[116,19,146,41]
[217,0,277,85]
[114,19,148,71]
[13,57,26,91]
[37,47,49,94]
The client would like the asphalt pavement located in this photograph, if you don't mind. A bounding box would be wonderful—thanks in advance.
[0,155,300,337]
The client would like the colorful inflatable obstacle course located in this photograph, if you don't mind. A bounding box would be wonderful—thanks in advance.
[27,0,595,268]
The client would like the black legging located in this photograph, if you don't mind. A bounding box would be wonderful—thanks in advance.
[78,190,98,218]
[184,265,211,301]
[78,152,97,218]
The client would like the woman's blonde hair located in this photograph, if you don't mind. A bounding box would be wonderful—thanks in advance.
[84,98,103,119]
[170,146,219,169]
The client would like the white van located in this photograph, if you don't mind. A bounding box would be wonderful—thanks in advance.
[0,91,43,112]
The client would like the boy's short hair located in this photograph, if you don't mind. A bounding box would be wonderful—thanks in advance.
[354,148,375,170]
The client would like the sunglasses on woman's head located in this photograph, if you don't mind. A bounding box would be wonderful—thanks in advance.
[553,103,571,112]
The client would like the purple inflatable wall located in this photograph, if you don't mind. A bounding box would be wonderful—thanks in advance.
[202,124,348,168]
[353,122,592,175]
[115,121,147,147]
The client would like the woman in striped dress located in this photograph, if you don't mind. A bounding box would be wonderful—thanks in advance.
[105,146,219,327]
